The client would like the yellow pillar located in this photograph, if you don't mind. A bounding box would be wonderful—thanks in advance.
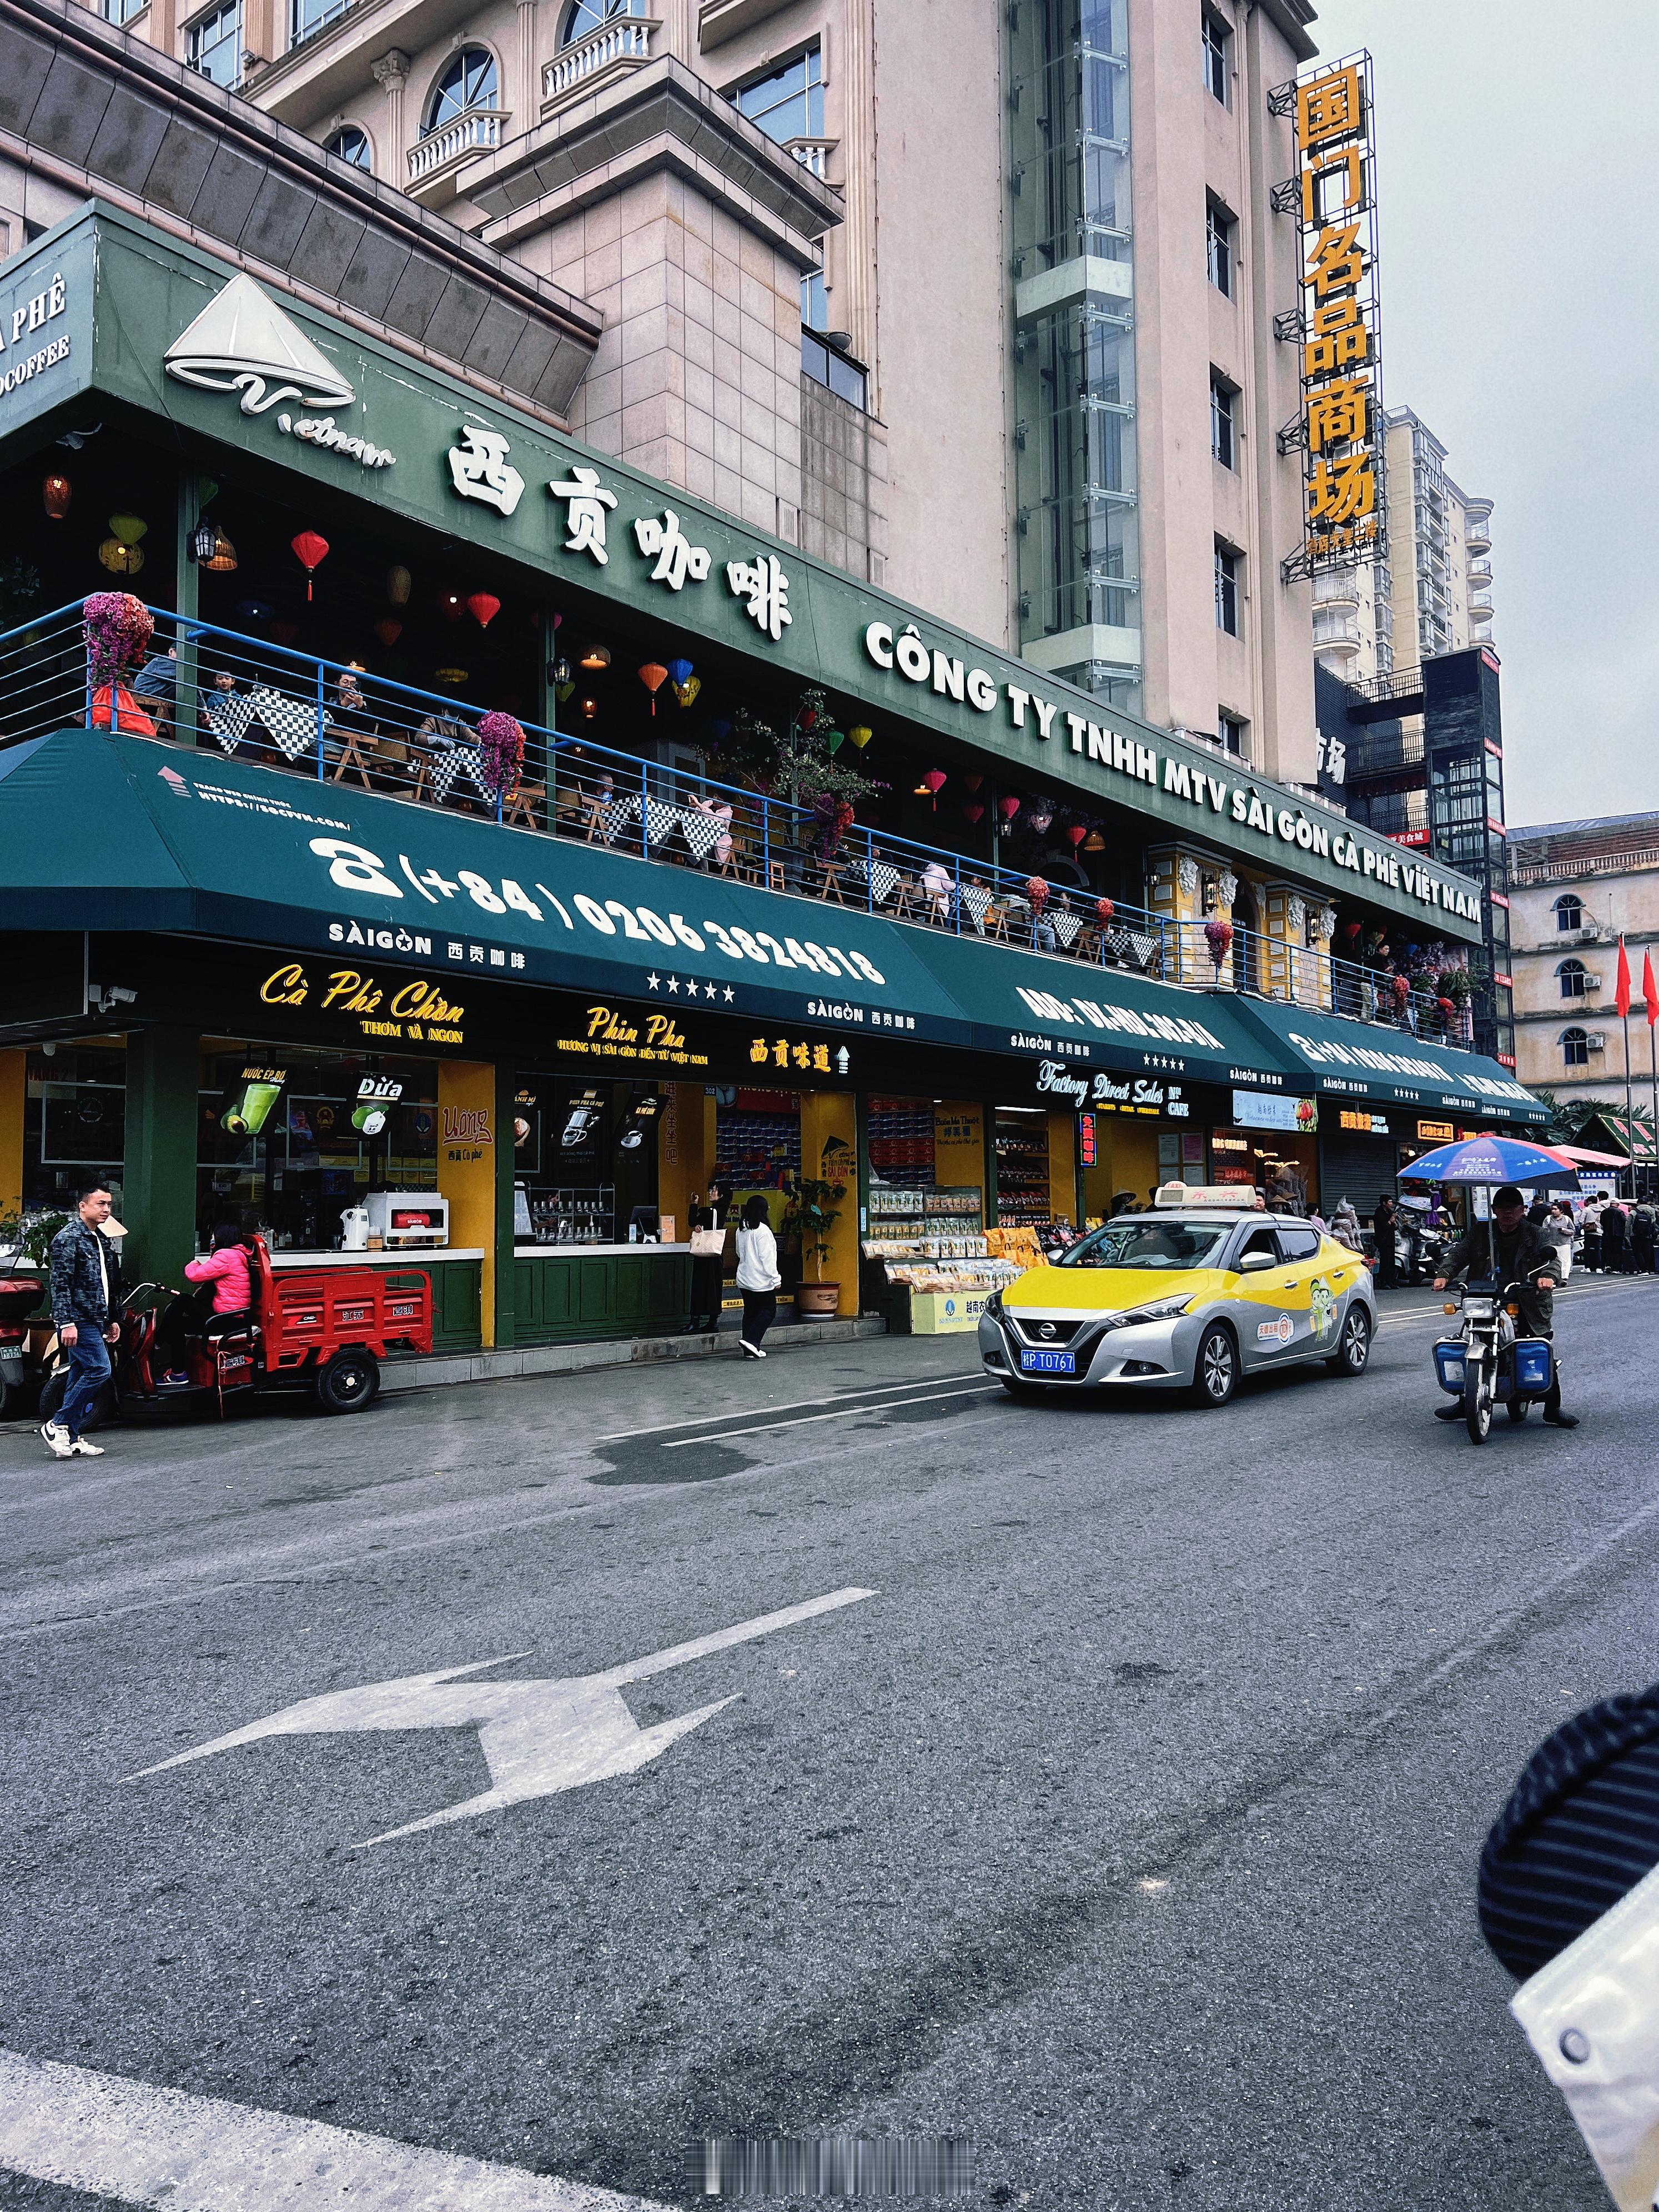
[933,1102,986,1206]
[438,1060,498,1347]
[0,1048,24,1221]
[657,1082,712,1243]
[798,1089,859,1315]
[1145,846,1209,982]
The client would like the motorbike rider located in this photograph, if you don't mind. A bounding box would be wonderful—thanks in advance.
[1434,1184,1578,1427]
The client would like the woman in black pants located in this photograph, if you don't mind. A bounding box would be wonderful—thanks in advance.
[735,1193,782,1358]
[682,1180,727,1335]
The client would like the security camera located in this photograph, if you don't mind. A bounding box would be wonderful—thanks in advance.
[95,984,137,1012]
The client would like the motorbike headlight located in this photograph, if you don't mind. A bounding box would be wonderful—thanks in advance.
[1463,1299,1494,1320]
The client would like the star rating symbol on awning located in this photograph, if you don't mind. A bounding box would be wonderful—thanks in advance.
[646,973,660,991]
[722,986,735,1002]
[703,982,717,1000]
[666,977,680,993]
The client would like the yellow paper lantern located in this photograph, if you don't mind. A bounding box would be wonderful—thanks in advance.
[98,537,144,575]
[847,724,873,749]
[107,513,148,546]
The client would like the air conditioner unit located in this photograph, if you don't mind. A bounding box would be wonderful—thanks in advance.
[1587,1033,1608,1053]
[1583,974,1603,991]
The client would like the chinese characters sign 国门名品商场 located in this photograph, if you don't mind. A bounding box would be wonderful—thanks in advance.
[1275,53,1385,581]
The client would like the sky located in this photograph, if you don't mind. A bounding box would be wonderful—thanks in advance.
[1306,0,1659,830]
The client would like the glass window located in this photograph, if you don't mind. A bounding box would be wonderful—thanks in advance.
[1561,1028,1589,1068]
[1234,1225,1278,1265]
[324,124,372,170]
[1206,199,1234,297]
[1058,1219,1233,1270]
[197,1047,438,1252]
[1277,1226,1321,1262]
[1210,374,1235,468]
[561,0,647,43]
[101,0,148,22]
[18,1046,127,1218]
[423,47,497,134]
[291,0,348,42]
[186,0,243,88]
[732,43,823,145]
[801,328,868,411]
[1202,11,1230,103]
[1219,712,1246,757]
[1555,893,1583,931]
[801,258,827,333]
[1214,544,1240,635]
[1559,959,1587,999]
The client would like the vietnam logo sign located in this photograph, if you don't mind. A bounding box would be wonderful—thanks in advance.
[165,274,394,469]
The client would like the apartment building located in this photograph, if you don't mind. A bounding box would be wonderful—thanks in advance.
[1510,813,1659,1114]
[14,0,1325,782]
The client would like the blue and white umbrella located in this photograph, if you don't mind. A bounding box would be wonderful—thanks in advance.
[1399,1135,1579,1190]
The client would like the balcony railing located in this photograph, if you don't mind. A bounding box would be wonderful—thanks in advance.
[0,603,1467,1048]
[408,109,505,184]
[542,17,653,107]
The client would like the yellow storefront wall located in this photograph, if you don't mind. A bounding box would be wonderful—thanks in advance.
[799,1090,859,1315]
[656,1082,713,1241]
[0,1048,24,1220]
[438,1060,497,1346]
[1084,1118,1162,1219]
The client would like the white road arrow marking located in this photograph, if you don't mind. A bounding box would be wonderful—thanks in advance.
[0,2046,673,2210]
[126,1587,876,1847]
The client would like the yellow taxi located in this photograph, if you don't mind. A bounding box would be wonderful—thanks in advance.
[978,1184,1376,1407]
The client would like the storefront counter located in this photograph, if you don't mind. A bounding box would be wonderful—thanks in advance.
[270,1248,484,1353]
[511,1243,692,1347]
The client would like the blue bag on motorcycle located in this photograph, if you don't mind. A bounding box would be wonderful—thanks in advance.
[1434,1339,1467,1394]
[1512,1338,1554,1394]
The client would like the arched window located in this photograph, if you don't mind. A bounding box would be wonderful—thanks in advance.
[1555,893,1584,932]
[1562,1027,1590,1068]
[423,47,498,134]
[324,124,372,170]
[560,0,645,45]
[1559,958,1588,999]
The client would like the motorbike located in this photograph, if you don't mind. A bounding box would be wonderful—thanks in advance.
[0,1271,50,1420]
[1432,1276,1556,1444]
[38,1236,433,1427]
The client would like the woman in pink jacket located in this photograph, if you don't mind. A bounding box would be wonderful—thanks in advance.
[158,1223,256,1384]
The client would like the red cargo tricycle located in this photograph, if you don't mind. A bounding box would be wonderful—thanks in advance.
[38,1235,432,1425]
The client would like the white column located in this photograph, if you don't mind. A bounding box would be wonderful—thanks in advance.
[841,0,875,382]
[372,49,411,178]
[516,0,537,129]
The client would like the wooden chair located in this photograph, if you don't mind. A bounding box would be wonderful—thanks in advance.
[767,861,787,894]
[406,755,434,806]
[133,695,172,738]
[579,795,606,842]
[505,781,546,828]
[716,839,749,881]
[889,879,915,922]
[330,733,375,790]
[988,903,1012,942]
[818,861,846,905]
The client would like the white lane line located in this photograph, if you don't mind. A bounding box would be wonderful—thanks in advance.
[599,1372,985,1441]
[661,1384,1002,1447]
[0,2045,672,2211]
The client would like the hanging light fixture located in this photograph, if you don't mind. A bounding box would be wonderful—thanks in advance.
[847,725,873,750]
[201,522,238,572]
[41,474,72,520]
[550,657,571,685]
[386,566,412,606]
[97,536,144,575]
[188,518,218,564]
[580,696,599,719]
[579,643,611,671]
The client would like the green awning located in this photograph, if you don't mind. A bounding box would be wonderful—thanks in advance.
[1231,994,1547,1125]
[0,728,1547,1126]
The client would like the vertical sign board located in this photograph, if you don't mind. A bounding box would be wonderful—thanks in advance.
[1271,53,1385,584]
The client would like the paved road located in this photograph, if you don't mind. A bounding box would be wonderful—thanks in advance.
[2,1275,1656,2210]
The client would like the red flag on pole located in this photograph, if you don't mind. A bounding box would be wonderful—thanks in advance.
[1616,934,1632,1018]
[1645,950,1658,1028]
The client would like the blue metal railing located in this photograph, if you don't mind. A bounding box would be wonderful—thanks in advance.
[0,599,1472,1039]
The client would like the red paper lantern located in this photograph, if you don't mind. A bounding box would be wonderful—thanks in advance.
[441,592,464,621]
[1344,920,1363,938]
[290,531,329,600]
[373,618,402,648]
[638,662,668,716]
[466,592,501,629]
[1065,824,1087,847]
[1096,897,1115,922]
[999,795,1021,821]
[42,473,72,520]
[270,621,299,647]
[962,803,984,824]
[963,773,983,792]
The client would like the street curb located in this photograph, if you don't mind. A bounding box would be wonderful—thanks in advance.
[380,1315,888,1395]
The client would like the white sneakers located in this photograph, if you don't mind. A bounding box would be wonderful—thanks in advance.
[739,1339,768,1359]
[40,1423,103,1458]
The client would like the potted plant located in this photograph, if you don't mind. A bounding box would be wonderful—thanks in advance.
[788,1175,846,1315]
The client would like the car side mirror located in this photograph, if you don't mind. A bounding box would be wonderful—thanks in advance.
[1238,1251,1277,1273]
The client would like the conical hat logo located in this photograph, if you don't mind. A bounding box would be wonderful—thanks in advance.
[164,273,355,417]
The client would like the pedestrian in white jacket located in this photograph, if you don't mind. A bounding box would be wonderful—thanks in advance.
[735,1194,781,1358]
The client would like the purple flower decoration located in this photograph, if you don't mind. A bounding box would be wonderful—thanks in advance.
[477,710,525,795]
[83,592,153,687]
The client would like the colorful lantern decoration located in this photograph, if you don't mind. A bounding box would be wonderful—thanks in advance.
[433,667,469,685]
[441,591,463,621]
[963,772,983,791]
[97,536,144,575]
[1065,823,1087,847]
[1096,897,1115,922]
[1083,830,1105,852]
[41,474,71,520]
[386,566,411,606]
[194,521,238,572]
[373,618,403,648]
[962,803,984,824]
[999,794,1021,822]
[290,530,329,600]
[580,697,599,720]
[847,725,873,750]
[466,592,501,629]
[108,514,147,547]
[667,656,698,707]
[1344,919,1363,938]
[580,643,611,670]
[921,768,947,810]
[638,662,668,715]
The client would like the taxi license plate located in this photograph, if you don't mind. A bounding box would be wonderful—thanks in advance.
[1018,1349,1075,1375]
